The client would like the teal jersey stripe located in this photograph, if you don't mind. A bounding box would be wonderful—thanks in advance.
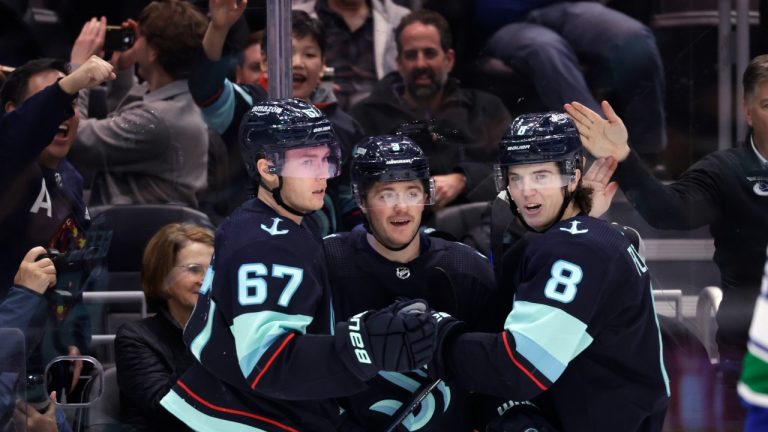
[160,389,269,432]
[190,300,217,361]
[371,372,437,431]
[378,371,420,392]
[511,331,567,382]
[233,81,254,105]
[202,79,235,135]
[504,301,593,370]
[199,266,214,295]
[231,310,313,379]
[648,283,671,396]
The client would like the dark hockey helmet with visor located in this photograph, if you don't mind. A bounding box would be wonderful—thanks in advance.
[350,134,435,207]
[495,111,583,192]
[239,98,342,180]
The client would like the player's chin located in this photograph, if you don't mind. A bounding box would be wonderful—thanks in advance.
[306,191,326,210]
[521,214,546,231]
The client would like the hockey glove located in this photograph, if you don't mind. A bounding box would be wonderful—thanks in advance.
[485,401,560,432]
[336,299,437,381]
[427,310,466,380]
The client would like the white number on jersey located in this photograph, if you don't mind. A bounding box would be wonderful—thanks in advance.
[544,260,583,303]
[238,263,303,307]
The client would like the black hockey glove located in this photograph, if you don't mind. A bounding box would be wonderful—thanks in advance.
[336,299,438,381]
[485,401,559,432]
[427,310,466,380]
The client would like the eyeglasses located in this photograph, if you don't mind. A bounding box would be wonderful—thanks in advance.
[175,264,208,276]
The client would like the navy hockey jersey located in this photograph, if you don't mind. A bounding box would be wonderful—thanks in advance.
[324,228,499,431]
[441,216,670,431]
[161,199,368,432]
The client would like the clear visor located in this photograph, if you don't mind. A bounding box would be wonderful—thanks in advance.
[494,164,573,191]
[355,178,436,208]
[507,170,573,190]
[269,144,341,179]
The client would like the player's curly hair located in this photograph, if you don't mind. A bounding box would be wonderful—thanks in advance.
[138,0,207,79]
[572,180,593,217]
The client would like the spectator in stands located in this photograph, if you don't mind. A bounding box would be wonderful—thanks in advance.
[191,0,363,230]
[115,223,214,432]
[351,9,511,211]
[235,30,263,86]
[0,56,114,388]
[67,2,209,208]
[292,0,410,111]
[2,249,69,432]
[564,53,768,380]
[479,1,667,173]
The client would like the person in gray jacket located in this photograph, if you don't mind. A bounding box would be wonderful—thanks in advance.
[68,1,209,208]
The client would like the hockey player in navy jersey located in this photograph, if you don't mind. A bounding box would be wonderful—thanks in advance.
[160,98,438,431]
[429,112,670,431]
[323,134,500,431]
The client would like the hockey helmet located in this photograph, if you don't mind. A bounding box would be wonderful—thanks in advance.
[350,134,435,207]
[495,112,583,191]
[239,98,342,180]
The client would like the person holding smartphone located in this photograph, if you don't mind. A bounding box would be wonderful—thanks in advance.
[67,1,209,209]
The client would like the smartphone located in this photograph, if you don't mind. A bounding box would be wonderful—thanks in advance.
[104,26,135,52]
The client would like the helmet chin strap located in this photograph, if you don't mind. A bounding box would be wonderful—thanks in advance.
[260,176,309,218]
[362,213,419,252]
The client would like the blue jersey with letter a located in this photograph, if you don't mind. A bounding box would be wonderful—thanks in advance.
[442,216,670,431]
[161,199,367,432]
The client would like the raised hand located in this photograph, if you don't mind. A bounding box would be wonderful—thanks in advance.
[209,0,248,31]
[583,157,619,218]
[204,0,248,60]
[564,100,631,161]
[58,55,116,95]
[70,16,107,66]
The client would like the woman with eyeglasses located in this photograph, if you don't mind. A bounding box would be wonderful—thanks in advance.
[114,223,213,432]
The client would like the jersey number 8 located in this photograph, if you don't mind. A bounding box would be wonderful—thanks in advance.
[544,260,583,303]
[238,263,304,307]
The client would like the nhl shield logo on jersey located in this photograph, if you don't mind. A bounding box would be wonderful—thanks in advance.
[395,267,410,279]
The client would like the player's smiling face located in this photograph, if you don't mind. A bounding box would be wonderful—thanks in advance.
[363,180,426,248]
[507,162,578,231]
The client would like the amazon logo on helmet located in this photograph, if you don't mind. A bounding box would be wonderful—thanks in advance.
[495,111,583,191]
[239,98,341,180]
[350,134,436,206]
